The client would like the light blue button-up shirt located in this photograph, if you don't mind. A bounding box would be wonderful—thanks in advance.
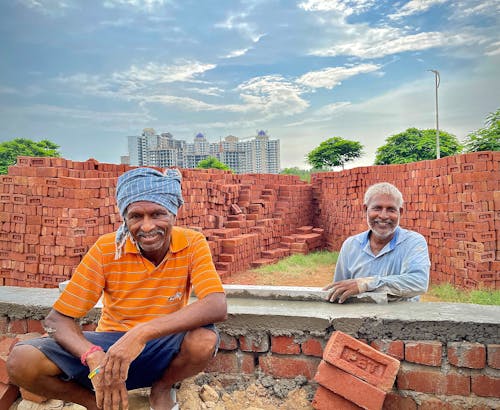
[334,226,430,301]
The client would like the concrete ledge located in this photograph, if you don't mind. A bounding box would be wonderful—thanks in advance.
[0,286,499,343]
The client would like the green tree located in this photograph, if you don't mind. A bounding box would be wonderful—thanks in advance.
[306,137,364,170]
[463,108,500,152]
[0,138,60,174]
[281,167,313,183]
[374,128,462,165]
[196,156,232,171]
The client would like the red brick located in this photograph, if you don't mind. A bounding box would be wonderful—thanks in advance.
[314,360,386,410]
[418,398,458,410]
[471,374,500,398]
[487,344,500,369]
[301,338,324,358]
[447,342,486,369]
[259,355,320,380]
[8,319,27,335]
[20,388,47,403]
[26,320,44,334]
[218,333,238,351]
[382,391,417,410]
[396,366,470,395]
[0,338,18,356]
[239,334,269,352]
[371,340,404,361]
[205,351,255,374]
[312,385,361,410]
[404,341,442,366]
[0,383,19,409]
[271,336,300,355]
[323,331,400,391]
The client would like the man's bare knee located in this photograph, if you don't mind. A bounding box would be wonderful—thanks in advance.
[7,344,58,387]
[181,328,217,362]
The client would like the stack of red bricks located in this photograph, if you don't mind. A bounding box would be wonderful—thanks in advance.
[0,157,124,288]
[312,151,500,290]
[0,336,21,409]
[0,157,324,287]
[280,225,324,255]
[312,331,400,410]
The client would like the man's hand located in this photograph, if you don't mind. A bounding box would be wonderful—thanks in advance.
[89,330,146,410]
[323,279,364,304]
[89,362,128,410]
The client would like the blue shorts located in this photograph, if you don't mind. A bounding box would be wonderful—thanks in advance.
[18,324,218,390]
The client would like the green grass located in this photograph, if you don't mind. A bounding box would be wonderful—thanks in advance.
[427,283,500,305]
[252,250,338,274]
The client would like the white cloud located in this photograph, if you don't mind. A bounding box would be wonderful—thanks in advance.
[296,64,380,89]
[103,0,168,11]
[389,0,449,20]
[0,86,19,95]
[57,61,216,98]
[485,41,500,56]
[214,12,265,43]
[114,61,216,84]
[4,103,154,125]
[99,17,135,27]
[184,86,225,97]
[311,29,480,58]
[452,0,500,18]
[285,102,351,127]
[223,48,251,59]
[237,75,310,117]
[298,0,375,16]
[17,0,74,16]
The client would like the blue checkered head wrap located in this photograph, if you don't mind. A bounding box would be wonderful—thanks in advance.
[114,167,184,259]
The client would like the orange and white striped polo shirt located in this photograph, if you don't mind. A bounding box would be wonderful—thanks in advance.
[53,227,224,332]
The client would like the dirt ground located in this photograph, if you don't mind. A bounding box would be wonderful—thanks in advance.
[223,265,439,302]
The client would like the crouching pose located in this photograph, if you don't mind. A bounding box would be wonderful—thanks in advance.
[8,167,227,410]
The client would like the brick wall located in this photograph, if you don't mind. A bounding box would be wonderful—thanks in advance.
[312,151,500,290]
[1,313,498,409]
[0,157,322,287]
[0,151,498,289]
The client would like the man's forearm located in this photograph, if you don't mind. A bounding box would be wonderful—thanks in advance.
[44,309,96,359]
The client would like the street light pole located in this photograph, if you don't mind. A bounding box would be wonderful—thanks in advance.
[428,69,440,159]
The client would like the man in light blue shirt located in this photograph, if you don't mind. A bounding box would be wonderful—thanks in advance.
[324,182,430,303]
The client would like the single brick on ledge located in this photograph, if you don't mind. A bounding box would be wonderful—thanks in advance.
[322,331,400,392]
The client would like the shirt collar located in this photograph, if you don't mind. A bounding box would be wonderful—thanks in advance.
[359,226,402,252]
[122,227,189,255]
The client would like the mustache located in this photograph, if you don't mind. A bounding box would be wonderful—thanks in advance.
[137,229,164,237]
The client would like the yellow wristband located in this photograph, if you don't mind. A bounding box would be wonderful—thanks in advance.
[88,366,101,380]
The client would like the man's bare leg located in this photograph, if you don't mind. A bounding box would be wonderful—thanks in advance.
[7,345,99,410]
[149,328,217,410]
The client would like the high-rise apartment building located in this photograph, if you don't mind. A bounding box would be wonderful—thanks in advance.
[125,129,280,174]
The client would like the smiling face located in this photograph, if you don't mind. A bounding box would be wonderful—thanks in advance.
[125,201,176,264]
[365,193,402,241]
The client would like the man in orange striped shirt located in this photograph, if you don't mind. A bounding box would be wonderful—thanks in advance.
[8,168,227,410]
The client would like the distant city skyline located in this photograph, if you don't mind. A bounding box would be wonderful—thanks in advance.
[126,128,280,174]
[1,1,499,170]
